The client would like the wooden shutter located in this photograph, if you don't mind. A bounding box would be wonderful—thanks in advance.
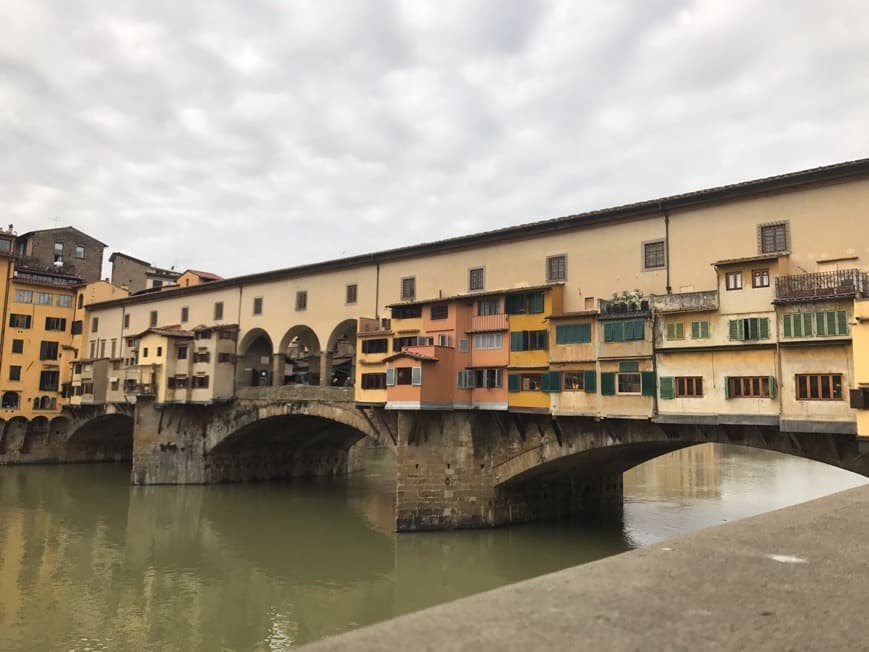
[816,311,828,336]
[759,318,770,339]
[508,374,521,393]
[542,371,561,393]
[783,314,793,338]
[411,367,422,386]
[836,310,848,335]
[577,323,591,343]
[583,370,596,393]
[729,320,744,341]
[529,292,544,314]
[659,376,675,399]
[601,372,616,396]
[768,375,777,399]
[641,371,655,396]
[540,330,548,350]
[510,331,524,351]
[666,323,676,340]
[386,368,395,386]
[724,376,731,399]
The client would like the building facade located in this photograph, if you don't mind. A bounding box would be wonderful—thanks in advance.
[15,226,106,283]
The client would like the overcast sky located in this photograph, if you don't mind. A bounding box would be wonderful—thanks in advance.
[1,1,867,279]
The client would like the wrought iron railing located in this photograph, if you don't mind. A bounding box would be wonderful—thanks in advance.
[775,269,867,302]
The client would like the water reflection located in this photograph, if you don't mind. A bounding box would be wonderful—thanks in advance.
[1,444,866,650]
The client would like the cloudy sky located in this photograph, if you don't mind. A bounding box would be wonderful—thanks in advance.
[1,1,867,278]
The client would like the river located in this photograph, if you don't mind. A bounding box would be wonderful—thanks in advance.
[0,444,865,650]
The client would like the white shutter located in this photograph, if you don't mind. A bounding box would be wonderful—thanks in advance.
[386,368,395,386]
[411,366,422,386]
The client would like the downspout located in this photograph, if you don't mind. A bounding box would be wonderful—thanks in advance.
[663,205,672,295]
[374,259,381,320]
[0,256,13,378]
[233,285,242,396]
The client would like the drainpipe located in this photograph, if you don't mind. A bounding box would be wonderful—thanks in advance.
[374,259,381,320]
[663,205,672,295]
[0,256,12,378]
[234,285,242,395]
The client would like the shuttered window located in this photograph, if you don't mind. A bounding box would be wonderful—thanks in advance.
[729,317,770,341]
[555,323,591,344]
[600,372,616,396]
[666,322,685,340]
[691,321,710,339]
[604,320,645,342]
[540,371,562,393]
[510,330,548,351]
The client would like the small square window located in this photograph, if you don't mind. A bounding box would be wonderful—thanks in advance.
[643,240,665,270]
[401,277,415,301]
[726,271,743,290]
[181,306,189,322]
[91,317,99,333]
[214,301,224,320]
[123,314,130,329]
[253,297,263,315]
[469,267,484,291]
[752,269,770,288]
[759,222,788,254]
[546,255,566,282]
[75,245,85,259]
[11,339,23,353]
[149,310,158,327]
[346,284,357,305]
[295,291,307,311]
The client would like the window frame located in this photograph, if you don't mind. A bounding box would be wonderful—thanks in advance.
[400,276,416,301]
[345,284,358,305]
[74,245,85,259]
[616,372,642,395]
[642,239,666,271]
[758,221,789,254]
[546,254,567,282]
[675,376,704,397]
[295,291,307,312]
[725,271,743,290]
[468,267,485,292]
[752,268,770,288]
[214,301,224,321]
[796,373,843,401]
[253,297,264,315]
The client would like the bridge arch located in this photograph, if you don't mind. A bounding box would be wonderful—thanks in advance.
[277,324,321,385]
[238,327,275,387]
[66,412,134,462]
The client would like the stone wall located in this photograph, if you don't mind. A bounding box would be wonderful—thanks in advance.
[110,254,149,292]
[27,228,104,282]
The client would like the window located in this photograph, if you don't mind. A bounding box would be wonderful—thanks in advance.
[89,340,96,358]
[142,347,149,357]
[437,334,451,347]
[814,310,849,337]
[100,340,106,358]
[508,373,543,392]
[563,372,585,391]
[214,302,224,320]
[392,305,422,319]
[603,320,645,342]
[346,284,357,305]
[472,368,502,389]
[505,292,544,315]
[457,369,474,389]
[9,314,31,329]
[156,346,163,357]
[9,366,21,381]
[473,333,502,350]
[759,222,788,254]
[91,317,99,333]
[510,330,548,351]
[430,305,448,320]
[15,290,32,303]
[152,280,163,289]
[469,267,484,291]
[752,269,770,288]
[254,297,264,315]
[70,320,82,335]
[192,375,209,389]
[181,306,189,323]
[1,391,19,408]
[36,292,52,305]
[295,292,306,311]
[546,255,566,282]
[56,295,72,307]
[78,295,84,309]
[39,370,60,391]
[218,352,233,363]
[394,367,421,386]
[458,338,469,352]
[726,376,774,398]
[193,352,211,363]
[393,335,432,351]
[75,245,85,259]
[54,241,63,261]
[643,240,666,270]
[725,272,743,290]
[361,338,388,354]
[691,321,710,339]
[39,341,59,360]
[477,298,500,316]
[796,374,843,400]
[149,311,157,327]
[666,322,685,340]
[123,314,130,329]
[555,323,592,345]
[11,339,23,353]
[45,317,66,331]
[111,339,117,358]
[729,317,770,341]
[401,277,416,301]
[675,376,703,397]
[617,372,642,394]
[361,373,387,390]
[167,376,188,389]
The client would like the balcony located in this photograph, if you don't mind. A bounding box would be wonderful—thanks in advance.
[650,290,719,314]
[775,269,868,303]
[469,313,509,332]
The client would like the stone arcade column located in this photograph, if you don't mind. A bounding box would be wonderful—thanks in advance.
[319,351,333,387]
[272,353,285,386]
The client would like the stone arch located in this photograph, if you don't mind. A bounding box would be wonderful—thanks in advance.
[325,319,358,387]
[22,416,50,454]
[276,325,322,386]
[66,413,134,462]
[204,401,386,483]
[237,327,275,387]
[1,417,27,456]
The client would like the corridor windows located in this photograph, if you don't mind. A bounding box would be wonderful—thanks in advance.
[9,314,31,329]
[643,240,665,270]
[181,306,189,323]
[546,255,566,282]
[346,284,357,305]
[401,277,416,301]
[510,330,548,351]
[361,338,388,354]
[555,323,592,345]
[752,269,770,288]
[214,301,224,320]
[759,221,789,254]
[796,374,843,400]
[253,297,263,315]
[15,290,33,303]
[295,291,307,311]
[473,333,502,350]
[725,272,743,290]
[149,311,158,327]
[361,373,386,389]
[725,376,774,399]
[603,320,644,342]
[36,292,52,305]
[469,267,484,291]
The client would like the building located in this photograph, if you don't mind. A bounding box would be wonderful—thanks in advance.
[109,252,182,293]
[15,226,106,283]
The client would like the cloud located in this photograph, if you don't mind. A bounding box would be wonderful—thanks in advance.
[0,0,867,277]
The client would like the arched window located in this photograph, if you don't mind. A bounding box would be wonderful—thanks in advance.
[33,398,41,409]
[2,392,19,409]
[39,396,51,410]
[49,397,57,410]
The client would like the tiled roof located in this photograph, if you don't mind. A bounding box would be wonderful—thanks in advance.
[383,351,439,362]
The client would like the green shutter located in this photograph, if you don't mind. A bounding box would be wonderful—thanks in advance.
[541,330,548,351]
[675,323,684,339]
[555,324,571,344]
[505,295,521,314]
[625,320,644,341]
[542,371,561,393]
[759,318,770,340]
[603,322,614,342]
[583,370,596,393]
[659,376,675,399]
[529,292,544,314]
[815,311,827,336]
[701,321,710,338]
[508,374,521,393]
[666,322,676,340]
[729,319,744,341]
[577,323,591,343]
[641,371,656,396]
[690,321,700,339]
[724,376,731,399]
[510,331,524,351]
[619,361,639,373]
[768,375,777,399]
[836,310,848,335]
[601,372,616,396]
[783,314,793,338]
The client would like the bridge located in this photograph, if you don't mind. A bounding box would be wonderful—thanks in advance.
[4,384,867,531]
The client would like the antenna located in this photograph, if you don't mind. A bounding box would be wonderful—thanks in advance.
[50,216,61,227]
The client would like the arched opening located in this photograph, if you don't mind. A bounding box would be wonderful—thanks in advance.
[22,416,50,454]
[1,391,19,409]
[1,417,27,455]
[237,328,275,387]
[276,325,321,386]
[325,319,358,387]
[66,413,134,463]
[207,413,368,483]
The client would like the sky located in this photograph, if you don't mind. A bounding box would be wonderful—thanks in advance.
[1,0,868,279]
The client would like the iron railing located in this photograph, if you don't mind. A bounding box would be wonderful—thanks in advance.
[775,269,867,302]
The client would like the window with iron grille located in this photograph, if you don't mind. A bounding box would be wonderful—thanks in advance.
[643,240,665,270]
[469,267,484,291]
[430,305,448,320]
[759,222,788,253]
[546,255,566,282]
[253,297,263,315]
[401,277,415,301]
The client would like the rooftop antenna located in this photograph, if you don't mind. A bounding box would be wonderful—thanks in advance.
[50,216,61,227]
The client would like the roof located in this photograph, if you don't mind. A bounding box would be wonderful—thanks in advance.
[85,157,869,311]
[18,226,107,247]
[382,351,439,362]
[133,326,195,339]
[712,253,786,267]
[548,310,599,320]
[183,269,223,281]
[146,266,181,278]
[109,251,150,266]
[387,283,562,309]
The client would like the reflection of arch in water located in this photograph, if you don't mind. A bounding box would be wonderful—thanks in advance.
[276,325,321,385]
[237,328,274,387]
[66,413,134,462]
